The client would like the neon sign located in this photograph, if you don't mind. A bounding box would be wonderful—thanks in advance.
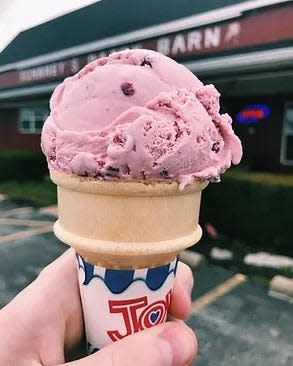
[236,104,271,124]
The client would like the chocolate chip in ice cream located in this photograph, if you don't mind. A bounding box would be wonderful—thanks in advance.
[140,59,152,68]
[113,135,124,145]
[121,82,135,96]
[140,171,146,180]
[211,142,220,153]
[160,169,169,177]
[107,166,120,173]
[208,175,221,183]
[121,164,130,175]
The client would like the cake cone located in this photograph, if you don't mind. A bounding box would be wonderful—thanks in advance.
[51,170,207,269]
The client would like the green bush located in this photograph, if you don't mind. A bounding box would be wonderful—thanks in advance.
[0,150,48,181]
[200,169,293,254]
[0,178,56,207]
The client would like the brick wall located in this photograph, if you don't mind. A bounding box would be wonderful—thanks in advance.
[0,108,41,151]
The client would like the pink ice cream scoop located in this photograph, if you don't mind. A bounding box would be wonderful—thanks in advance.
[41,49,242,189]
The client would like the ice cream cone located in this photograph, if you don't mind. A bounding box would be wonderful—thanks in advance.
[42,49,242,352]
[51,170,207,269]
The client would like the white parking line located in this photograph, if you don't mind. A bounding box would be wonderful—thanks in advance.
[39,205,58,218]
[0,225,53,245]
[191,273,247,314]
[0,207,33,218]
[0,218,54,227]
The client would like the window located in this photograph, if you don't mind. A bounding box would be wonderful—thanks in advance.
[281,102,293,165]
[18,107,49,134]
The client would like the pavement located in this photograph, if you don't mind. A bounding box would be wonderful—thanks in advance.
[0,200,292,365]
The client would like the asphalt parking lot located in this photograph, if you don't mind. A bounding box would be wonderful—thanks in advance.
[0,199,292,365]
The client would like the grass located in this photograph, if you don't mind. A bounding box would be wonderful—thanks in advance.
[0,178,57,207]
[226,167,293,186]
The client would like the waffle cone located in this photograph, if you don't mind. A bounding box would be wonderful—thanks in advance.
[51,171,207,269]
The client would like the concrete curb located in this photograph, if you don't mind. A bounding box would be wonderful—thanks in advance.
[179,249,205,268]
[269,275,293,301]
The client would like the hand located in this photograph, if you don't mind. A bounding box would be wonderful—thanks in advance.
[0,249,197,366]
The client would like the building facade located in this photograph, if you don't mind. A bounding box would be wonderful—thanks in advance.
[0,0,292,172]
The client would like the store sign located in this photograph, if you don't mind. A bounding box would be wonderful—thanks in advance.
[0,4,292,89]
[150,23,239,58]
[236,104,271,124]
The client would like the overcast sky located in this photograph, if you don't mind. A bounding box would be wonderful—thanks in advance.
[0,0,100,52]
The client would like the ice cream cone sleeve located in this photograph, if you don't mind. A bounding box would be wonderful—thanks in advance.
[51,170,207,269]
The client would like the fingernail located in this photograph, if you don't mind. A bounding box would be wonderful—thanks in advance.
[159,323,197,366]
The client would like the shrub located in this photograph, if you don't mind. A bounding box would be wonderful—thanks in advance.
[0,178,56,207]
[0,150,48,181]
[200,169,293,254]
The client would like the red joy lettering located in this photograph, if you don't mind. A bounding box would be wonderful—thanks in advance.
[107,291,172,342]
[139,301,166,328]
[107,297,147,342]
[139,290,172,329]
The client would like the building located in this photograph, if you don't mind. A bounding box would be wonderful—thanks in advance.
[0,0,292,172]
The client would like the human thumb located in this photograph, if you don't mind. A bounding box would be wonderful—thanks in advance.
[61,322,197,366]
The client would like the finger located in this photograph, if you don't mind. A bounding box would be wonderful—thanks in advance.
[0,250,80,365]
[61,322,197,366]
[38,248,84,350]
[169,262,194,320]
